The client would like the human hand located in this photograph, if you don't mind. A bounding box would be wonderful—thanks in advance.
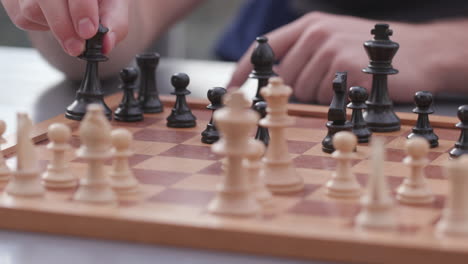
[228,12,445,104]
[1,0,130,56]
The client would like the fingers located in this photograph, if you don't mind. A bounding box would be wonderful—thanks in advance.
[227,16,310,88]
[99,0,130,54]
[291,42,335,103]
[18,0,47,26]
[38,0,85,56]
[276,24,331,92]
[68,0,99,39]
[2,0,49,30]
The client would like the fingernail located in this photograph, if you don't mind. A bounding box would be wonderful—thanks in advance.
[64,38,84,56]
[78,17,95,39]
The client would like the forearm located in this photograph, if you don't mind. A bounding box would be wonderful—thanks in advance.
[28,0,205,80]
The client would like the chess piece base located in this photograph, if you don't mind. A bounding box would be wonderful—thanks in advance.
[396,184,434,205]
[167,112,197,128]
[363,108,400,132]
[73,178,117,204]
[208,191,260,216]
[201,124,219,144]
[264,160,304,194]
[407,131,438,148]
[5,171,44,197]
[140,98,164,114]
[66,99,112,121]
[114,106,144,122]
[436,216,468,237]
[355,207,397,230]
[326,179,361,199]
[42,168,78,189]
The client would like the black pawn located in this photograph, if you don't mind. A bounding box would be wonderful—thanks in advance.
[362,23,401,132]
[254,101,270,146]
[201,87,226,144]
[449,105,468,158]
[167,73,196,128]
[250,36,277,106]
[66,24,112,121]
[322,72,353,153]
[114,67,144,122]
[136,52,163,113]
[407,91,438,148]
[348,86,372,143]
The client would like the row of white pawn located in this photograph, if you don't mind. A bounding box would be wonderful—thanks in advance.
[0,105,138,205]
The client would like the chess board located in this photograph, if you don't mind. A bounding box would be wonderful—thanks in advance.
[0,93,466,264]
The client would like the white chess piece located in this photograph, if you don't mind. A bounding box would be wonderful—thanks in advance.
[42,123,78,189]
[245,138,272,204]
[5,113,44,196]
[110,128,139,194]
[355,137,396,230]
[0,120,11,185]
[260,77,304,193]
[436,156,468,237]
[396,137,434,204]
[326,131,361,198]
[73,104,117,204]
[207,90,260,216]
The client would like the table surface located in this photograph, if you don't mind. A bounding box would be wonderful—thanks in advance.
[0,46,465,264]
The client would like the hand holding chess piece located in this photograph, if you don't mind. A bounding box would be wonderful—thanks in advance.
[42,123,78,189]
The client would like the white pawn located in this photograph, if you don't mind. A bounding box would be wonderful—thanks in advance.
[73,104,117,204]
[5,113,44,197]
[396,137,434,204]
[245,139,272,204]
[110,128,139,194]
[436,156,468,237]
[207,90,260,216]
[260,77,304,193]
[326,131,361,198]
[0,120,11,185]
[355,137,397,230]
[42,123,78,189]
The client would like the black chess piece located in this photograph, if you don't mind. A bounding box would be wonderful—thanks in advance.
[167,73,197,128]
[66,24,112,121]
[136,52,163,113]
[407,91,438,148]
[362,23,401,132]
[250,36,277,106]
[114,67,144,122]
[254,101,270,146]
[449,105,468,158]
[322,72,353,153]
[201,87,227,144]
[347,86,372,143]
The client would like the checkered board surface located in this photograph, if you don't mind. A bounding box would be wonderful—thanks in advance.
[0,95,466,264]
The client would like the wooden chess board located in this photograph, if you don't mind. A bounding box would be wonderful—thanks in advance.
[0,93,466,264]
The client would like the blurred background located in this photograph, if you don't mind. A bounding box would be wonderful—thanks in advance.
[0,0,244,60]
